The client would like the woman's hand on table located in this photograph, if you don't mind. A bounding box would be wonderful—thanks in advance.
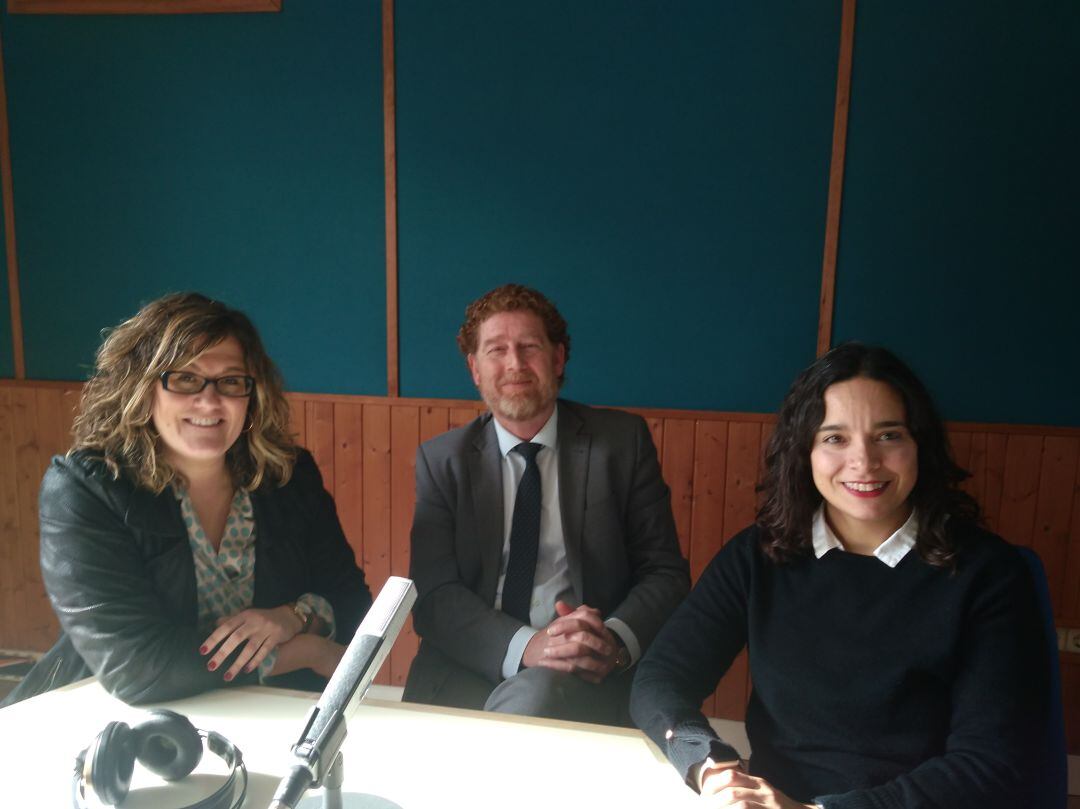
[201,605,303,680]
[272,633,347,678]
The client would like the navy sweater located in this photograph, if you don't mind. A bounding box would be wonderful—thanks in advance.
[630,522,1046,809]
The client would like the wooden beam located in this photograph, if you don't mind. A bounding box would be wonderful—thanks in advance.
[383,0,400,397]
[0,28,25,379]
[817,0,856,357]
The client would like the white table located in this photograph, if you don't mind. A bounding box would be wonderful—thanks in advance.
[0,680,698,808]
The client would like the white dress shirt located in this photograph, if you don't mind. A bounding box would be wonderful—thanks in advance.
[811,505,918,567]
[493,411,638,678]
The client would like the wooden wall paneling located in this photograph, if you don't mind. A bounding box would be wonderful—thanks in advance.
[996,435,1044,547]
[361,405,392,684]
[34,387,66,464]
[449,407,478,430]
[0,391,20,648]
[689,421,727,582]
[962,432,987,504]
[1031,437,1078,612]
[689,420,726,717]
[287,393,307,450]
[723,422,762,542]
[660,419,696,559]
[982,433,1008,531]
[388,405,419,686]
[305,400,336,492]
[11,388,43,650]
[948,430,972,472]
[1063,450,1080,621]
[332,402,365,568]
[418,405,449,443]
[60,387,79,450]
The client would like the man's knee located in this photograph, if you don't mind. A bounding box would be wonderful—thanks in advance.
[484,667,582,721]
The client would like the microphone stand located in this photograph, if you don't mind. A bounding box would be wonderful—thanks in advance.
[269,577,416,809]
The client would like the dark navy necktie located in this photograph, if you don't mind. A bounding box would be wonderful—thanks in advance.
[501,442,543,624]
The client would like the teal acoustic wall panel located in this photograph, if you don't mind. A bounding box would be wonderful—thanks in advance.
[396,1,841,413]
[834,0,1079,426]
[2,0,386,393]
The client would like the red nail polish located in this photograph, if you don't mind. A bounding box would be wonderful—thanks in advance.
[224,672,234,682]
[199,646,208,655]
[207,660,217,671]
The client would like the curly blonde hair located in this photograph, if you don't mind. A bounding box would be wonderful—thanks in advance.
[71,292,296,492]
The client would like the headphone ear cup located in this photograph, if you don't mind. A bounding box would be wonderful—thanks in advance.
[131,710,203,782]
[89,721,136,807]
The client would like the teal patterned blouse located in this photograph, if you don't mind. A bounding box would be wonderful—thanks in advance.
[175,486,335,681]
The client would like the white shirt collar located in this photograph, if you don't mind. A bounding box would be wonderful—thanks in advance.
[492,408,559,457]
[811,505,918,567]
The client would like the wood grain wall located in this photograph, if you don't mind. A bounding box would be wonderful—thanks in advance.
[1,381,1077,750]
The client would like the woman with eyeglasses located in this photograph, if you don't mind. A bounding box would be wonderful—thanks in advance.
[630,343,1048,809]
[4,293,371,706]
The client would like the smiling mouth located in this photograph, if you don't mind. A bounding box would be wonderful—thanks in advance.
[842,481,889,497]
[186,417,224,427]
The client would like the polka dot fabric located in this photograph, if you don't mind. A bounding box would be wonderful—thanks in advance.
[176,486,279,678]
[175,485,337,681]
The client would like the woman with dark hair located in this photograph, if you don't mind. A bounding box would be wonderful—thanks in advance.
[630,343,1045,808]
[5,292,371,706]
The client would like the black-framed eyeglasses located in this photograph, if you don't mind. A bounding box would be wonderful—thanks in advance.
[159,371,255,398]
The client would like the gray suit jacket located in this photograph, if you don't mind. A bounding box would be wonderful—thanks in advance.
[403,399,689,709]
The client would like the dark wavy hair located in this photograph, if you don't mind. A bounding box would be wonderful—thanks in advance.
[756,342,979,568]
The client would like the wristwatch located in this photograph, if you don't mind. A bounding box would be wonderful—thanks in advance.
[612,638,632,674]
[288,601,313,634]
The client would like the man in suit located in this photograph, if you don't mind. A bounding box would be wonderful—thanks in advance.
[403,284,689,724]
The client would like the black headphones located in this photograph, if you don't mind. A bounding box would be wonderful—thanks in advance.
[72,709,247,809]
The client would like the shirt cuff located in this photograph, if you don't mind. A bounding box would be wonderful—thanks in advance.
[298,593,336,640]
[502,626,540,680]
[604,617,641,665]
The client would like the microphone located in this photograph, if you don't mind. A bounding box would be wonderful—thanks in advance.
[268,576,416,809]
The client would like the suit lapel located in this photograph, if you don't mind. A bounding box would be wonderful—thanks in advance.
[557,401,589,602]
[468,416,506,603]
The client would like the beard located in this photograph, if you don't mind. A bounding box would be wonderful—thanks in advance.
[480,374,559,424]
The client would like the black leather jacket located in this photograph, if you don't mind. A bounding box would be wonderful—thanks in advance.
[5,449,371,706]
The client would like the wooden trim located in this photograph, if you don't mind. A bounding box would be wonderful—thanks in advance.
[382,0,400,398]
[7,0,280,12]
[817,0,856,358]
[4,381,1078,435]
[0,33,24,379]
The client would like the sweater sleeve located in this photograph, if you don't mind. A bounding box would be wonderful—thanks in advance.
[629,527,757,784]
[815,544,1047,809]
